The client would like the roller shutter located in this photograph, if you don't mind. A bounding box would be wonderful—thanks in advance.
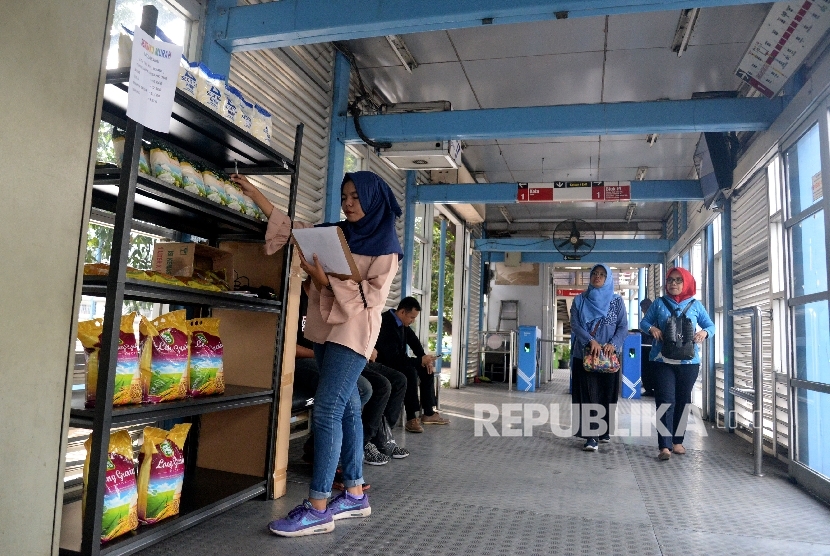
[465,224,483,382]
[730,171,775,443]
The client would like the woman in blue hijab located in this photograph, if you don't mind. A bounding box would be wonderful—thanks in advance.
[232,171,401,536]
[570,264,628,451]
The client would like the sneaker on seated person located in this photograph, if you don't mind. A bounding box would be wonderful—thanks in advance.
[363,442,390,465]
[379,439,410,459]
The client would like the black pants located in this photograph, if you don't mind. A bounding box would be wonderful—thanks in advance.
[361,362,406,443]
[572,358,620,440]
[653,361,699,450]
[386,357,436,420]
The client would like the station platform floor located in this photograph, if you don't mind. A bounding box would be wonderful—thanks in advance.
[139,368,830,555]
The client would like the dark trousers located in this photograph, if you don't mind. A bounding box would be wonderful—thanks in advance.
[572,358,620,440]
[361,362,406,442]
[653,361,699,450]
[387,357,436,420]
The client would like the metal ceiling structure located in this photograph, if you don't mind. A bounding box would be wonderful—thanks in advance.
[201,0,805,258]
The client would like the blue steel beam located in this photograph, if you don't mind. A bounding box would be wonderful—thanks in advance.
[325,51,351,222]
[475,238,671,253]
[215,0,771,51]
[416,181,702,204]
[343,97,783,143]
[201,0,236,76]
[401,171,417,298]
[486,252,664,264]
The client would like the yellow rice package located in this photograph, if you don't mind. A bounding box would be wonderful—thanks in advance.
[139,311,189,403]
[83,430,138,543]
[78,313,142,407]
[187,318,225,397]
[137,424,191,524]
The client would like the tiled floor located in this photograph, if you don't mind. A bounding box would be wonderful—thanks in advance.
[139,369,830,555]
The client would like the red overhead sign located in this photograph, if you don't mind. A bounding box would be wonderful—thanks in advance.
[517,183,554,202]
[519,181,632,202]
[556,288,584,297]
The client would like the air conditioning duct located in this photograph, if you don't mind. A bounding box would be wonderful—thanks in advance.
[379,140,462,170]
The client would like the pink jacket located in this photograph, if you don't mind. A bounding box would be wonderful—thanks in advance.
[265,210,398,359]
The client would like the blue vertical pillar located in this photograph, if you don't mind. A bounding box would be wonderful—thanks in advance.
[705,222,717,422]
[722,197,735,431]
[201,0,236,76]
[325,51,351,222]
[435,218,447,360]
[401,171,417,298]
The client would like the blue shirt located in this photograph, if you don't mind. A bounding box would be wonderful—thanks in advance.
[639,296,715,364]
[389,308,403,327]
[570,294,628,360]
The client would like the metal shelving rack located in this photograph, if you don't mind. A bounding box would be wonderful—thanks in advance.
[59,8,303,555]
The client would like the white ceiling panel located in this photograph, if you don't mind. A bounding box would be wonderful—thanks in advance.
[361,62,480,109]
[500,140,600,171]
[598,136,699,168]
[689,4,770,47]
[463,51,605,108]
[398,30,460,64]
[448,18,605,60]
[603,42,748,102]
[461,144,510,174]
[346,36,411,69]
[607,12,678,51]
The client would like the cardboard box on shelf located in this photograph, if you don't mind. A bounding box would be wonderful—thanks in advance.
[152,242,233,281]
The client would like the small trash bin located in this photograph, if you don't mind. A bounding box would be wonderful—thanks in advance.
[621,332,641,399]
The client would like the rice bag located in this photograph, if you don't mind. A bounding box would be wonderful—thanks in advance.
[150,141,183,188]
[83,430,138,543]
[222,84,242,124]
[178,60,198,97]
[137,424,191,524]
[139,311,189,403]
[202,168,230,205]
[223,183,245,212]
[181,160,207,197]
[78,313,142,408]
[187,318,225,397]
[195,63,225,113]
[251,103,272,144]
[235,96,254,132]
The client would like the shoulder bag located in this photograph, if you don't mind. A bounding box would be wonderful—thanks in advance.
[582,319,620,373]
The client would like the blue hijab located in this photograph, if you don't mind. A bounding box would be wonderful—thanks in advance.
[319,171,403,259]
[578,264,615,324]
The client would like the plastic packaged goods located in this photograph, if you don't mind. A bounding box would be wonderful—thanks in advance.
[241,194,263,220]
[251,103,272,145]
[195,63,226,113]
[177,60,198,97]
[150,141,183,188]
[223,182,245,212]
[235,96,254,132]
[83,430,139,543]
[187,318,225,397]
[201,168,227,205]
[112,129,151,174]
[78,313,142,408]
[137,424,191,524]
[181,160,208,197]
[139,311,189,404]
[222,84,242,124]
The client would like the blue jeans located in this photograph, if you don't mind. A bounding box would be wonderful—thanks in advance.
[310,342,367,499]
[653,361,699,450]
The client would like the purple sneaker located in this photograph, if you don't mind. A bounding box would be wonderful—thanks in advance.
[328,491,371,521]
[268,500,334,537]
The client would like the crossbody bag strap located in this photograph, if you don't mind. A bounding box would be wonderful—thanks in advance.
[660,296,678,315]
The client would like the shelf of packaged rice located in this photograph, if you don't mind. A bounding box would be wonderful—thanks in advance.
[82,276,281,313]
[68,384,274,428]
[59,467,266,556]
[102,73,294,176]
[93,170,266,238]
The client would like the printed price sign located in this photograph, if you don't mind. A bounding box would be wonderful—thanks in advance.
[127,26,182,132]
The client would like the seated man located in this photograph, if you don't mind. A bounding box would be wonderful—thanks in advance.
[360,359,410,464]
[374,296,449,433]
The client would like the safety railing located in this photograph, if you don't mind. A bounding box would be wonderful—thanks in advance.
[728,306,771,477]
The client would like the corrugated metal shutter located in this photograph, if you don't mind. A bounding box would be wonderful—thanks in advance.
[730,171,774,442]
[465,225,483,381]
[666,205,677,241]
[649,264,663,301]
[229,40,333,224]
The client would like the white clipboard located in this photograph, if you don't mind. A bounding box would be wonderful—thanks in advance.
[291,227,362,282]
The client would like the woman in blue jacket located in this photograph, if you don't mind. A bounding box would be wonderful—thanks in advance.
[640,267,715,461]
[570,264,628,452]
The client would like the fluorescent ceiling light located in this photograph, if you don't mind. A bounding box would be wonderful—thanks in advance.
[625,202,636,222]
[498,205,512,224]
[473,172,489,183]
[670,8,700,57]
[385,35,419,73]
[564,266,583,270]
[635,167,648,181]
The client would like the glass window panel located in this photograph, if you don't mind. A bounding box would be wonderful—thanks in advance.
[791,210,828,297]
[770,220,785,293]
[108,0,190,69]
[786,124,822,215]
[412,240,422,289]
[715,311,724,364]
[768,155,782,215]
[344,150,361,174]
[793,300,830,383]
[414,204,426,237]
[796,388,830,479]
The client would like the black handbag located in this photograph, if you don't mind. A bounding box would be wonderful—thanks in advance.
[659,297,696,360]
